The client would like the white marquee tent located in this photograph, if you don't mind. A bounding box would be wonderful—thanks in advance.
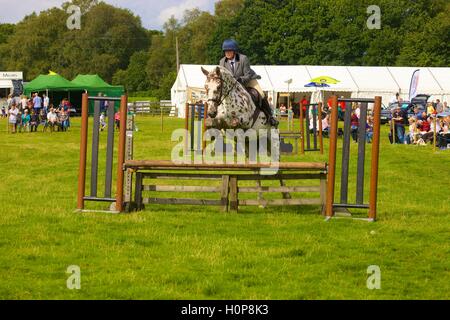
[171,64,450,118]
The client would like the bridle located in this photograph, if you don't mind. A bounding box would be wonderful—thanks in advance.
[207,74,238,108]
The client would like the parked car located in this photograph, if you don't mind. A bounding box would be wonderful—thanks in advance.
[380,94,430,124]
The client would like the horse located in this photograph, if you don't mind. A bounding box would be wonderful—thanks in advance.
[201,66,271,131]
[201,66,288,202]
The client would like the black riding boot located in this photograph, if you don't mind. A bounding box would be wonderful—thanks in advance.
[261,97,279,127]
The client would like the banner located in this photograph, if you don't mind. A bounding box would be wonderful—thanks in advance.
[409,69,420,101]
[11,80,23,97]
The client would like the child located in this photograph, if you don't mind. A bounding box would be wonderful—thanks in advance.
[58,109,69,132]
[21,109,31,132]
[114,111,120,130]
[100,113,107,131]
[366,116,374,143]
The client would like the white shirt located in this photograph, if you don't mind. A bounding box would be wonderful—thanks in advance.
[47,111,57,122]
[44,97,49,107]
[21,98,28,108]
[8,108,19,123]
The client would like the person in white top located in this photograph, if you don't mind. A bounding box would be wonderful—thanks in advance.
[47,108,58,131]
[21,95,28,109]
[43,94,49,113]
[430,115,441,133]
[390,93,400,104]
[354,103,361,119]
[8,103,19,133]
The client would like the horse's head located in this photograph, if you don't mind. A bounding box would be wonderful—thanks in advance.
[201,66,225,118]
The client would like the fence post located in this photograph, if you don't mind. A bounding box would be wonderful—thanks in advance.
[318,102,324,154]
[368,96,381,221]
[77,93,89,210]
[326,96,338,218]
[115,95,127,212]
[300,103,305,154]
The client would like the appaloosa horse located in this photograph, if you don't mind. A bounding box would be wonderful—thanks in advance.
[201,66,288,201]
[202,66,272,131]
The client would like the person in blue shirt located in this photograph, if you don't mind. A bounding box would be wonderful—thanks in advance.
[33,93,42,114]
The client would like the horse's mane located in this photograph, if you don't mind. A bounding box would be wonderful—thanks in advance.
[215,66,246,91]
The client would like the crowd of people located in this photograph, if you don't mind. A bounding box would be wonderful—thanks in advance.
[272,94,449,150]
[1,93,72,133]
[389,97,450,149]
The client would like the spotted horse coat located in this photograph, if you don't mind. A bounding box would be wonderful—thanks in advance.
[202,66,273,131]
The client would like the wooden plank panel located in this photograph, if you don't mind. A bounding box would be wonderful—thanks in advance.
[238,186,321,193]
[143,198,222,206]
[143,185,221,192]
[238,198,322,206]
[124,160,327,171]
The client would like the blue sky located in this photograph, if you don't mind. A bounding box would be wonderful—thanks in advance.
[0,0,218,30]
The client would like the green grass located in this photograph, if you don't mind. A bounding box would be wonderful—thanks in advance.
[0,116,449,300]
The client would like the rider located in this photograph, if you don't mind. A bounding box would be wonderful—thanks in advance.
[219,39,279,127]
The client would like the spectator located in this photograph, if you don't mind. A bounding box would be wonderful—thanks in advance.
[33,93,42,114]
[443,101,449,112]
[1,106,6,118]
[392,106,405,144]
[279,104,287,114]
[354,103,361,119]
[39,109,48,131]
[8,103,19,133]
[300,95,309,116]
[421,117,435,144]
[114,111,121,130]
[99,113,107,131]
[406,117,419,144]
[30,110,39,132]
[426,103,435,116]
[57,109,69,132]
[21,95,28,110]
[7,94,12,108]
[43,94,49,113]
[350,109,359,142]
[47,108,58,132]
[268,97,274,110]
[366,116,374,143]
[21,109,31,132]
[322,114,330,137]
[390,92,400,104]
[413,106,423,120]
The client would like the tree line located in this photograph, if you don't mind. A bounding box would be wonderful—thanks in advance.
[0,0,448,99]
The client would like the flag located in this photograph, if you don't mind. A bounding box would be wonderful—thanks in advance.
[409,69,420,101]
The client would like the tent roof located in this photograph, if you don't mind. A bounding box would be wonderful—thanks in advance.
[25,73,82,94]
[71,74,125,96]
[173,64,450,95]
[71,74,112,89]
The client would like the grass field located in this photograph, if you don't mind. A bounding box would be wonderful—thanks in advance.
[0,115,449,300]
